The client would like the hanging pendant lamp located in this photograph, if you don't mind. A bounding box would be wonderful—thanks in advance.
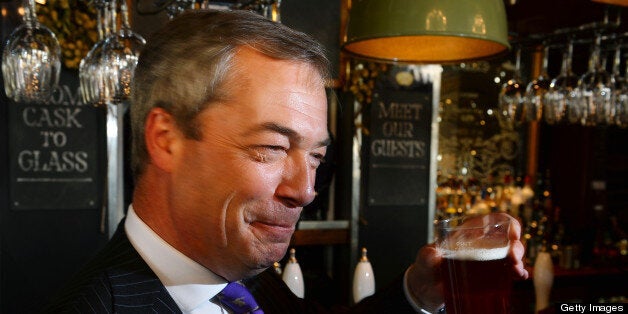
[342,0,510,63]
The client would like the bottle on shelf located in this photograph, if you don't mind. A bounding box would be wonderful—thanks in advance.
[500,171,516,214]
[548,206,566,266]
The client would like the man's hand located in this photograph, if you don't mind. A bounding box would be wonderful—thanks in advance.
[406,244,445,312]
[506,213,530,280]
[406,213,529,312]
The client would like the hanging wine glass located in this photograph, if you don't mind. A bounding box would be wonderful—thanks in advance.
[79,0,145,106]
[498,46,525,129]
[577,33,613,126]
[609,42,625,127]
[2,0,61,103]
[79,0,113,105]
[524,44,550,123]
[545,39,580,125]
[617,44,628,128]
[100,0,146,103]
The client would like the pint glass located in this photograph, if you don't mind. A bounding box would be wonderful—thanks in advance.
[435,214,513,314]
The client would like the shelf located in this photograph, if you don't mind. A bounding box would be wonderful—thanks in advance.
[524,265,628,279]
[296,220,350,230]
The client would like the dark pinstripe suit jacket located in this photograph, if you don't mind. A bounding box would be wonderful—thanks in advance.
[44,221,416,313]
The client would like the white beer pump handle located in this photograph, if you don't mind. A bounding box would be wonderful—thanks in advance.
[282,248,305,298]
[533,251,554,313]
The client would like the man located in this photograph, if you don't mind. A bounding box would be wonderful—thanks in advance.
[46,9,528,313]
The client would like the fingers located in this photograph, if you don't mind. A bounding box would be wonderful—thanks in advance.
[487,213,528,279]
[508,216,522,241]
[509,238,529,280]
[412,244,443,289]
[416,243,442,270]
[493,213,528,279]
[407,244,445,311]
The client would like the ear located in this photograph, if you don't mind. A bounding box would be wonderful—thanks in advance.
[144,107,182,173]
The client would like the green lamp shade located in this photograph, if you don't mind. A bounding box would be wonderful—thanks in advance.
[343,0,510,63]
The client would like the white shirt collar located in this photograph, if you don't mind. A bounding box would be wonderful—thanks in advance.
[125,205,227,313]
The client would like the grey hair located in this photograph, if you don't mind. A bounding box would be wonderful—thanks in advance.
[130,9,330,178]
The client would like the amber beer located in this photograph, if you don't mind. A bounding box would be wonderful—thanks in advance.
[441,247,512,314]
[435,214,513,314]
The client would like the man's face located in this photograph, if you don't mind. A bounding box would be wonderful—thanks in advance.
[169,48,329,281]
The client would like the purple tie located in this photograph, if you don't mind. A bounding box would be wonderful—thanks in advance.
[217,281,264,314]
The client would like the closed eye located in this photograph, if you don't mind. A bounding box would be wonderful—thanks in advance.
[310,152,326,168]
[264,145,286,151]
[250,145,287,163]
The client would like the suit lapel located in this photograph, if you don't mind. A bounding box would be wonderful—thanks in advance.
[107,223,182,313]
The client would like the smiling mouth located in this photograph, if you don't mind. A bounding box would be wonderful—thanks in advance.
[251,221,296,241]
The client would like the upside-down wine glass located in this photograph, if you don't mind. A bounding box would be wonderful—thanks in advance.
[498,45,525,129]
[577,33,613,126]
[79,0,111,105]
[100,0,146,103]
[616,45,628,128]
[524,44,551,123]
[609,42,626,127]
[79,0,145,106]
[545,39,580,125]
[2,0,61,103]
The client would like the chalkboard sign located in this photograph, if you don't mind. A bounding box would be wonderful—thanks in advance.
[8,70,103,210]
[356,64,441,289]
[365,69,433,206]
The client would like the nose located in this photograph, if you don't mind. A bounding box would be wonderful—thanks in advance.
[275,153,317,208]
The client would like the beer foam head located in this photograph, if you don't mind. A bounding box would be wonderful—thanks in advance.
[442,246,509,261]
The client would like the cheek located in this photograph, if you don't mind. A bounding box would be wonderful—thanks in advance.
[186,139,286,200]
[233,161,285,196]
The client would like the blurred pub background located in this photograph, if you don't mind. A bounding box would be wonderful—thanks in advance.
[0,0,627,312]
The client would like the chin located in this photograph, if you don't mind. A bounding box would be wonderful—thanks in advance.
[241,266,268,279]
[264,243,290,263]
[241,258,277,279]
[255,242,290,268]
